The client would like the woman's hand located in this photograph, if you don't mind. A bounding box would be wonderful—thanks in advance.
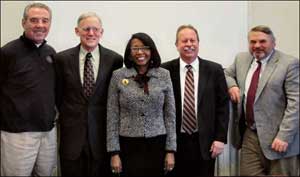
[164,152,175,172]
[111,154,122,174]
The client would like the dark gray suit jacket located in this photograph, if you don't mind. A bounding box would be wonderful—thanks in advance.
[54,44,123,160]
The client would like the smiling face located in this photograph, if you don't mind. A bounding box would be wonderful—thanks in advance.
[248,31,275,60]
[176,27,199,64]
[75,16,103,52]
[22,7,51,44]
[130,38,151,73]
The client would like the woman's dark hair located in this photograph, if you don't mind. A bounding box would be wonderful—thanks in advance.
[124,32,161,68]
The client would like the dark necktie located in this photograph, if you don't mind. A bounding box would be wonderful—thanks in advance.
[246,61,262,128]
[182,65,197,134]
[83,52,95,97]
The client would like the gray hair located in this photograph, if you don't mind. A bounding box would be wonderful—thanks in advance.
[77,12,102,27]
[249,25,276,42]
[23,2,52,21]
[175,24,200,44]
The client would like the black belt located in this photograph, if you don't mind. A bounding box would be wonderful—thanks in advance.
[248,127,257,133]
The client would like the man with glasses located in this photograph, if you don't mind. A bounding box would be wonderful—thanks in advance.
[53,12,123,176]
[1,2,57,176]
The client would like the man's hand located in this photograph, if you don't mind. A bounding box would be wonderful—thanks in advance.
[272,138,288,153]
[228,86,240,103]
[210,141,225,158]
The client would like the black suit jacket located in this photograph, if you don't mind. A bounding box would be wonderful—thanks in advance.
[54,44,123,160]
[162,57,229,160]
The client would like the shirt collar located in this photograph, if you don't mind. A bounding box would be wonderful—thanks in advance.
[80,45,99,61]
[179,57,199,71]
[20,32,47,48]
[254,49,274,65]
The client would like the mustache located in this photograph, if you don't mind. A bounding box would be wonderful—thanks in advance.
[183,46,196,51]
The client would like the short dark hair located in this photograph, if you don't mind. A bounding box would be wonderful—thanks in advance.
[124,32,161,68]
[249,25,276,42]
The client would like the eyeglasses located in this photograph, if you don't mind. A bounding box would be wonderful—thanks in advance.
[131,46,150,53]
[80,27,101,33]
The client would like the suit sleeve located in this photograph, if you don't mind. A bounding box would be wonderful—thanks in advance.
[106,71,121,153]
[276,58,299,144]
[0,48,7,121]
[53,54,64,112]
[224,55,239,89]
[215,65,230,143]
[163,71,177,151]
[113,55,123,70]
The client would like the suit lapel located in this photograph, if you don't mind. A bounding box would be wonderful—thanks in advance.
[239,55,253,94]
[70,45,86,98]
[172,59,181,104]
[197,57,209,105]
[170,59,182,131]
[94,45,106,92]
[255,51,278,102]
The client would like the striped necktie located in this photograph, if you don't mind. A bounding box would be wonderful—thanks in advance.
[182,65,197,134]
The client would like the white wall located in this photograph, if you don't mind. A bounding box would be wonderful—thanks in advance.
[0,1,29,45]
[248,1,299,58]
[1,1,248,67]
[1,1,299,176]
[1,1,299,66]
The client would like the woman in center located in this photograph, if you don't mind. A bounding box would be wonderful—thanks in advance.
[107,32,176,177]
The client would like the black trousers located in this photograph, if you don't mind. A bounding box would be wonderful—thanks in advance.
[119,135,166,177]
[60,142,110,177]
[172,133,215,177]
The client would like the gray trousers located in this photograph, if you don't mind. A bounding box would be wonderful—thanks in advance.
[240,128,299,176]
[1,127,57,176]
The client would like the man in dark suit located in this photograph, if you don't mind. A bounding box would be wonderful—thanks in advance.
[162,25,229,177]
[54,12,123,176]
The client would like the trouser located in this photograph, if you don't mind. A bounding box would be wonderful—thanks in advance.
[240,128,299,176]
[119,135,166,177]
[60,140,111,177]
[173,132,215,177]
[1,127,57,176]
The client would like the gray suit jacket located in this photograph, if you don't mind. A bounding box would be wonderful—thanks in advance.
[225,50,299,160]
[106,67,176,152]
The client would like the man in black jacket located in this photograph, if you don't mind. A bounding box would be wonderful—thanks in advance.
[162,25,229,177]
[0,2,57,176]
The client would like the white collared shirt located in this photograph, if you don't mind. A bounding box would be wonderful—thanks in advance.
[79,45,100,84]
[244,50,273,128]
[244,51,273,101]
[179,58,199,132]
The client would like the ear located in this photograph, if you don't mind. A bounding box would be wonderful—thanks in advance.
[99,28,104,38]
[75,27,80,36]
[22,18,26,29]
[175,42,180,51]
